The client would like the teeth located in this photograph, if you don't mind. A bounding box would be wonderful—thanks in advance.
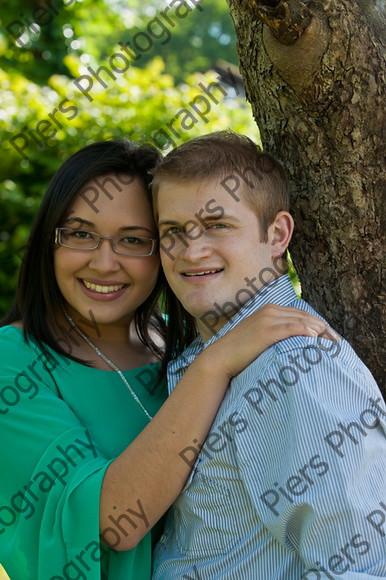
[184,270,220,277]
[83,280,125,293]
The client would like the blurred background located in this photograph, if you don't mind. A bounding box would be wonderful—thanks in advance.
[0,0,260,317]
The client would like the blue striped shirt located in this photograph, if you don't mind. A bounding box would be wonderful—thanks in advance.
[153,275,386,579]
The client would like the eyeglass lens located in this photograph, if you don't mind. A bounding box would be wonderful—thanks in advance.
[58,228,154,256]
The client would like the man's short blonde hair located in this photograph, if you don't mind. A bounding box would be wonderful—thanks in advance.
[151,130,290,242]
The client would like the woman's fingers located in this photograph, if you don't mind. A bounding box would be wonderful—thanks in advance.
[253,304,340,341]
[210,304,341,380]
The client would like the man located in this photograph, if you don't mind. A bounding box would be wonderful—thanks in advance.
[151,131,386,579]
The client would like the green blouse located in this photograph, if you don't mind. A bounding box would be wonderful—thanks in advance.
[0,326,167,579]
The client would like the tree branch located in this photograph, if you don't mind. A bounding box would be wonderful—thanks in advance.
[251,0,312,45]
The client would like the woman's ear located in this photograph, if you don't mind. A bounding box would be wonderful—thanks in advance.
[269,211,294,258]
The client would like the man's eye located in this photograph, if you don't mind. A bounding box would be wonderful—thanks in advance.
[207,223,228,230]
[163,227,182,235]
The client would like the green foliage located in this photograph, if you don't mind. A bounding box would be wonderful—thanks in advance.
[0,0,126,83]
[0,0,300,318]
[0,0,257,316]
[118,0,238,82]
[0,0,237,84]
[0,53,257,315]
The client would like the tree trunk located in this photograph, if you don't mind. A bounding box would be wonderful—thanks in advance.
[227,0,385,392]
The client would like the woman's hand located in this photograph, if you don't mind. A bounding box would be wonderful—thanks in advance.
[202,304,339,379]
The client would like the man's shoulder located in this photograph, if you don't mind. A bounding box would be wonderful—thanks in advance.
[257,296,345,359]
[229,331,381,431]
[233,296,377,395]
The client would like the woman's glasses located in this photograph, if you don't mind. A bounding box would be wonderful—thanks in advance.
[55,227,158,257]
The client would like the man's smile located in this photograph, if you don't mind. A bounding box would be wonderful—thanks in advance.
[182,268,224,278]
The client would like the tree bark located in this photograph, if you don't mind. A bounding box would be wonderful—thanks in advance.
[227,0,385,392]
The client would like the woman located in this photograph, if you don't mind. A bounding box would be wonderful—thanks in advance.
[0,139,331,579]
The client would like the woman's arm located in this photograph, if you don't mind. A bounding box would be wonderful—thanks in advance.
[100,304,338,550]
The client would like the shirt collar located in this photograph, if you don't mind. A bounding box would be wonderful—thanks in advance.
[167,274,298,380]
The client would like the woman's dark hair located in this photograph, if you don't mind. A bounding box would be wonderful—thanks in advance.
[161,292,197,374]
[1,138,170,378]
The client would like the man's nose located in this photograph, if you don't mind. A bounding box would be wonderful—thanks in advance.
[179,233,214,261]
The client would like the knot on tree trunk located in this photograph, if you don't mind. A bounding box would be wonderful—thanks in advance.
[251,0,312,45]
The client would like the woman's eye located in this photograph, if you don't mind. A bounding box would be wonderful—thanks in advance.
[72,229,92,239]
[121,236,143,245]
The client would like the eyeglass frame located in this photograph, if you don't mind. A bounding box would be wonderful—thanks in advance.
[54,227,158,257]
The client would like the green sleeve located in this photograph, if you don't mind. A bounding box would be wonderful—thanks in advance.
[0,329,152,580]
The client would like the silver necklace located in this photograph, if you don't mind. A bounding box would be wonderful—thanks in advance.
[62,307,153,420]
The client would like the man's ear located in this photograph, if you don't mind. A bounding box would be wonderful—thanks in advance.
[269,211,294,258]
